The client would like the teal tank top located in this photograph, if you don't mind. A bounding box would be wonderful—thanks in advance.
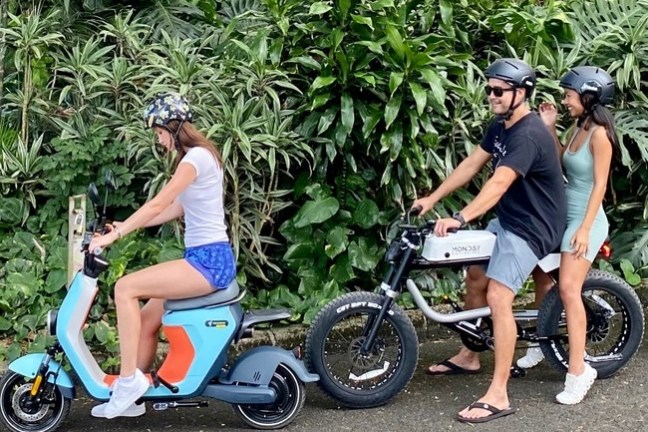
[560,126,609,261]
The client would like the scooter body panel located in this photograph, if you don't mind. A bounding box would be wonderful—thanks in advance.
[153,303,243,397]
[56,273,111,399]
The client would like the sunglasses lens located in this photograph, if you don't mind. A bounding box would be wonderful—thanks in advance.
[485,86,505,97]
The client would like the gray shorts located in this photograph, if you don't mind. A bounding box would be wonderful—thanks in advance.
[483,219,539,294]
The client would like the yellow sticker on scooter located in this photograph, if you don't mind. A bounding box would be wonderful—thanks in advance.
[205,320,228,328]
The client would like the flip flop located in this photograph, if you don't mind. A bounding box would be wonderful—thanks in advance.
[456,402,516,424]
[425,358,481,376]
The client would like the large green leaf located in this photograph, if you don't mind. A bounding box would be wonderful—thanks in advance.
[325,226,350,258]
[409,81,427,115]
[341,92,355,136]
[309,2,333,15]
[330,254,355,283]
[389,72,404,97]
[292,197,340,228]
[0,198,25,227]
[352,199,380,228]
[311,76,337,91]
[384,94,402,129]
[348,238,382,271]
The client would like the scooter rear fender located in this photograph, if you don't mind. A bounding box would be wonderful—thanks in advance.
[219,346,319,385]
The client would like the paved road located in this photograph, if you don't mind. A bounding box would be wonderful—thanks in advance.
[54,336,647,432]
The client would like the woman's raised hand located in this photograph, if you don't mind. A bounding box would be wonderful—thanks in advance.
[539,102,558,129]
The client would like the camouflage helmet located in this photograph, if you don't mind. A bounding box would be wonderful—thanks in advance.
[143,93,193,129]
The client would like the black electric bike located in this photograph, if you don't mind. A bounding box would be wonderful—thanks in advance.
[304,210,644,408]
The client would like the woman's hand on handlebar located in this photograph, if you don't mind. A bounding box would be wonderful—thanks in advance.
[411,196,436,216]
[105,221,123,236]
[88,231,118,255]
[434,217,461,237]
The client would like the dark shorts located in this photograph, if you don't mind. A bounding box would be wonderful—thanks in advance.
[184,242,236,290]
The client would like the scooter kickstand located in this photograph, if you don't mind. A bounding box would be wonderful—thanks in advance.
[150,370,179,394]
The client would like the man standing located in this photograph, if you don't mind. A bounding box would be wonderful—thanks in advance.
[412,58,566,423]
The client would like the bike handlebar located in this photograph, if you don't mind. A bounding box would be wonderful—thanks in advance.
[405,206,459,235]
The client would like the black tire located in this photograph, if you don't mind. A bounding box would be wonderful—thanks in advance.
[0,372,71,432]
[304,292,419,408]
[232,364,306,430]
[538,269,645,379]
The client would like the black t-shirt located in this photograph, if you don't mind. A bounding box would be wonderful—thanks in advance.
[480,112,567,258]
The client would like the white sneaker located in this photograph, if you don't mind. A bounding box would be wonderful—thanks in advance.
[517,347,544,369]
[91,401,145,418]
[556,363,598,405]
[104,369,150,419]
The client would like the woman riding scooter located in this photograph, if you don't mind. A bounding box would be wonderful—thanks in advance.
[89,92,236,418]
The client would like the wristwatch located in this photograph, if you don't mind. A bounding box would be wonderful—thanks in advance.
[452,211,467,228]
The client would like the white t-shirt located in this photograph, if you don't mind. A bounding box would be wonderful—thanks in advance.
[177,147,229,247]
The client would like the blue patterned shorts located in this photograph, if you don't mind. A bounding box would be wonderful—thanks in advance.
[184,242,236,290]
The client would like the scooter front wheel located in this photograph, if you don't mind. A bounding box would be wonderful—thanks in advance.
[232,363,306,430]
[0,372,71,432]
[304,291,419,408]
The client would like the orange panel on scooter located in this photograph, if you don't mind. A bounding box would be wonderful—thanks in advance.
[157,326,195,383]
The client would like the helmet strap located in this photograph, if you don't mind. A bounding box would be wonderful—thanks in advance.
[503,89,525,120]
[171,121,185,151]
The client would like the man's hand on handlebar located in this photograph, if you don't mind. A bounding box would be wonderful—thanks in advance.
[434,217,461,237]
[410,196,437,216]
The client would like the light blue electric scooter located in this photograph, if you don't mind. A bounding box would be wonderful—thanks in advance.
[0,177,318,432]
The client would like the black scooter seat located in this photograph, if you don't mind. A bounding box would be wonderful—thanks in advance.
[164,280,241,311]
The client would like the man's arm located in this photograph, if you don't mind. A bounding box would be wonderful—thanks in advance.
[459,166,519,223]
[413,146,492,215]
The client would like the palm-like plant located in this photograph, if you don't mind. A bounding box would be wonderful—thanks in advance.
[0,6,63,142]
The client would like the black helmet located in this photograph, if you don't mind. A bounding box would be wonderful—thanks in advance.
[143,93,193,129]
[559,66,615,106]
[484,58,536,99]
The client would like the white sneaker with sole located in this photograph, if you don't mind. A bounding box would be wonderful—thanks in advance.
[91,401,145,418]
[104,369,150,419]
[516,347,544,369]
[556,363,598,405]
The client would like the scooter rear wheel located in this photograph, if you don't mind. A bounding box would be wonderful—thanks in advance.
[0,372,71,432]
[232,363,306,430]
[538,269,645,378]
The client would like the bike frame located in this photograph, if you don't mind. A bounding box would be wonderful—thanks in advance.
[359,221,567,355]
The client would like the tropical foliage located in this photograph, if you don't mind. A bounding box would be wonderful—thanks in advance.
[1,0,647,362]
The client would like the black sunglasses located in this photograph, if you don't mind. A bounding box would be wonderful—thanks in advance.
[485,85,516,97]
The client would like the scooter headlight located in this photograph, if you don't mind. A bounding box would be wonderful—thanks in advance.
[47,309,58,336]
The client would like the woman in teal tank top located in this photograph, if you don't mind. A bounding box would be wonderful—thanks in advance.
[538,66,617,406]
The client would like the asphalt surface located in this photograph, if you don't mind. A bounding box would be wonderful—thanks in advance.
[49,335,648,432]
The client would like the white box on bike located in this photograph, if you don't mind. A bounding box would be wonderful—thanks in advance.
[421,230,496,263]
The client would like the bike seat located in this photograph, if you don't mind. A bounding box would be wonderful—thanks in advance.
[164,280,241,311]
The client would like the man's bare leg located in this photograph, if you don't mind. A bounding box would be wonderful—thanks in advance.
[458,279,516,419]
[427,265,489,374]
